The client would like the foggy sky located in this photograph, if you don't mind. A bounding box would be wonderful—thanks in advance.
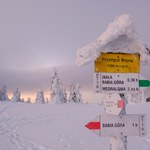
[0,0,150,99]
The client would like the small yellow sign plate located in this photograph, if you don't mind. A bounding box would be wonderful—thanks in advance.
[95,53,140,73]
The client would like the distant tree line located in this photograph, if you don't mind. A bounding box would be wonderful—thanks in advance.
[0,68,83,104]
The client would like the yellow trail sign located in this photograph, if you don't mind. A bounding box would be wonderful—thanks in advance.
[95,53,140,73]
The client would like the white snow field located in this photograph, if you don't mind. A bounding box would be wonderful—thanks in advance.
[0,101,150,150]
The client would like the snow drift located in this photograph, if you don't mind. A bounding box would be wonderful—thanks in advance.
[76,14,150,66]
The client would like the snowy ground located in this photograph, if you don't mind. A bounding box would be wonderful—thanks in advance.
[0,101,150,150]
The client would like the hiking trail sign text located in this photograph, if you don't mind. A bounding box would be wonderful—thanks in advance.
[95,53,140,73]
[94,73,139,93]
[94,53,140,93]
[85,114,146,137]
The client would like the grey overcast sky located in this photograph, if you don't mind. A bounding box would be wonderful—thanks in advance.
[0,0,150,100]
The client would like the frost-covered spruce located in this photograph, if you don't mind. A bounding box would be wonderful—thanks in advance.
[35,90,45,104]
[50,68,67,104]
[12,88,22,102]
[62,89,67,103]
[0,86,9,101]
[27,98,31,103]
[68,83,83,103]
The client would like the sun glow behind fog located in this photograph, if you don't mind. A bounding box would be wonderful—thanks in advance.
[8,91,35,101]
[7,89,103,104]
[8,91,45,102]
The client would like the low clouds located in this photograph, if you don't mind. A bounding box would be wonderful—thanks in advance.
[0,64,94,98]
[1,68,51,91]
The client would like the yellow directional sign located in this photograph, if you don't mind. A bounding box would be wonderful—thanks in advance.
[95,53,140,73]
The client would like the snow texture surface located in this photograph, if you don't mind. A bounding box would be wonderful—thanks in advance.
[76,14,150,66]
[0,101,150,150]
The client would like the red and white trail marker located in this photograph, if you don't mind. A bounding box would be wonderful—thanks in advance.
[118,100,124,108]
[85,122,100,130]
[103,93,124,115]
[85,114,146,137]
[85,116,101,136]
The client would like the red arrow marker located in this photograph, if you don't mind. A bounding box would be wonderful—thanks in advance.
[118,100,124,108]
[85,122,100,130]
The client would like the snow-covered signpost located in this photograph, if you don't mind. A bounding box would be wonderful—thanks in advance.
[94,53,140,94]
[93,52,142,150]
[85,114,146,137]
[76,14,150,150]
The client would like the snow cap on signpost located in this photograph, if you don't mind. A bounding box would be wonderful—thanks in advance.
[76,14,150,66]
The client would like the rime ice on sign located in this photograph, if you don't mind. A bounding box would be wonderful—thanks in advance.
[76,14,150,66]
[78,14,149,150]
[103,94,123,115]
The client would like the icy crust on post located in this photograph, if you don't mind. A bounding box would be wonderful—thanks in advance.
[76,14,150,66]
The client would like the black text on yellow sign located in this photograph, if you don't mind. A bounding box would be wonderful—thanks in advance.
[95,53,140,73]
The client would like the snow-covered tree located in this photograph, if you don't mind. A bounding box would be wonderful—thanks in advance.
[0,86,9,101]
[12,88,22,102]
[50,68,67,104]
[35,90,45,104]
[62,89,67,102]
[45,98,49,103]
[27,98,32,103]
[21,98,25,103]
[68,83,83,103]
